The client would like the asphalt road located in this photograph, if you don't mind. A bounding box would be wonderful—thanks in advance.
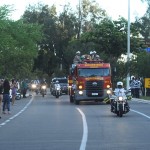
[0,91,150,150]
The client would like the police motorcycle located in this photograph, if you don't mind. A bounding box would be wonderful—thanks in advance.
[107,82,130,117]
[52,81,62,98]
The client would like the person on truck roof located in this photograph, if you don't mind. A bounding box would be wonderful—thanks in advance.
[73,51,81,64]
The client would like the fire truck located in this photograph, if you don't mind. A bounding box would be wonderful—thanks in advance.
[68,60,112,104]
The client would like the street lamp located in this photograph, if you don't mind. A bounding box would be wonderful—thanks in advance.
[126,0,130,90]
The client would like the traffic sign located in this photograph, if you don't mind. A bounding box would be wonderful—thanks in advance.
[145,78,150,88]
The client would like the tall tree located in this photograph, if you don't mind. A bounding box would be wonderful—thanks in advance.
[0,5,42,79]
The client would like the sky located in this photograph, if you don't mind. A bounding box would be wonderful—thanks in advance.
[0,0,148,22]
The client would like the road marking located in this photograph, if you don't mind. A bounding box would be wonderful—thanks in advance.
[131,109,150,119]
[0,96,34,128]
[76,108,88,150]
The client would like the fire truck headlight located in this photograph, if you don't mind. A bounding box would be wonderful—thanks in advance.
[107,89,111,94]
[107,85,110,88]
[79,91,83,95]
[78,85,83,89]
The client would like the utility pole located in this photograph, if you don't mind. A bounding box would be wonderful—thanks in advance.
[126,0,130,90]
[78,0,82,39]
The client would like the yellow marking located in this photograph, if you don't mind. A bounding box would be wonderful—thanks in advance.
[85,77,104,80]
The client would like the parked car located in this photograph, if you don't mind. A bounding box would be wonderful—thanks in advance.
[50,77,68,95]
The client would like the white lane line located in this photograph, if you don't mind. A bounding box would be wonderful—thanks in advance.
[76,108,88,150]
[0,96,34,128]
[131,109,150,119]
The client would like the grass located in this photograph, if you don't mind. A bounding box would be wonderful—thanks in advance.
[140,96,150,100]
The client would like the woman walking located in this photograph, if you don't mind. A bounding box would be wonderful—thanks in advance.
[3,79,11,114]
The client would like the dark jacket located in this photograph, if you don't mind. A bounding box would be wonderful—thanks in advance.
[3,79,10,94]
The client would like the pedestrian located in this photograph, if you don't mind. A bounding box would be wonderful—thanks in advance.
[0,79,4,118]
[21,79,28,98]
[11,79,18,105]
[2,79,11,114]
[130,76,135,97]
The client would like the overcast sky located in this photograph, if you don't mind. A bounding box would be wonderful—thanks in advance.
[0,0,148,21]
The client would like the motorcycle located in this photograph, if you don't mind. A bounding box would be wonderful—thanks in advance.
[40,85,47,97]
[107,89,130,117]
[31,83,39,94]
[52,86,62,98]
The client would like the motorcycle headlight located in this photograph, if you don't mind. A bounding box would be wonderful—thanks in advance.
[42,85,46,89]
[31,84,36,88]
[56,87,60,90]
[118,96,123,101]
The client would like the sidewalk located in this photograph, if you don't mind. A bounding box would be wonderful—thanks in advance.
[0,91,32,122]
[132,98,150,104]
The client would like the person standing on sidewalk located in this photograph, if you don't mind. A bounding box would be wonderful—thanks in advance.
[130,76,135,97]
[11,79,18,105]
[134,77,142,98]
[21,79,28,98]
[2,79,11,114]
[0,79,4,118]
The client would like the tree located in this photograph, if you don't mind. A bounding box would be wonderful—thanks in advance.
[0,5,42,79]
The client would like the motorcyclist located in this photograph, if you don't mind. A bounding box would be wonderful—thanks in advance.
[40,79,47,93]
[54,80,61,95]
[111,81,130,112]
[114,81,126,97]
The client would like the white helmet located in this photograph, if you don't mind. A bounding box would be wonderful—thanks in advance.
[117,81,123,86]
[76,51,80,54]
[93,51,96,54]
[90,51,93,55]
[56,80,59,83]
[117,81,123,88]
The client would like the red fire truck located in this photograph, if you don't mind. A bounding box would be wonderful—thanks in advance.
[68,60,112,104]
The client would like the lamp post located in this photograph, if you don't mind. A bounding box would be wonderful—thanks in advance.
[126,0,130,90]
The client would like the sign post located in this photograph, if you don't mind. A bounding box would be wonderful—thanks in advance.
[144,78,150,96]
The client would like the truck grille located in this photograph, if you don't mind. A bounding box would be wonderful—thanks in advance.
[85,80,104,97]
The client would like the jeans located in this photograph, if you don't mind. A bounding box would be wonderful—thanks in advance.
[3,94,10,112]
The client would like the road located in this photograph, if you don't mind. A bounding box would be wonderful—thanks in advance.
[0,91,150,150]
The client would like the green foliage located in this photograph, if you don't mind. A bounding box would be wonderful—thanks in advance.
[0,5,42,79]
[136,51,150,77]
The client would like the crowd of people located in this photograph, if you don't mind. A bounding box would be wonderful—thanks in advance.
[0,78,28,119]
[130,76,142,98]
[73,51,102,64]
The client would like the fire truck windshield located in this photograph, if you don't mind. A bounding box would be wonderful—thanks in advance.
[78,68,110,77]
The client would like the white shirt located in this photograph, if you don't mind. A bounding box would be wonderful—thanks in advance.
[114,88,126,97]
[54,84,61,90]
